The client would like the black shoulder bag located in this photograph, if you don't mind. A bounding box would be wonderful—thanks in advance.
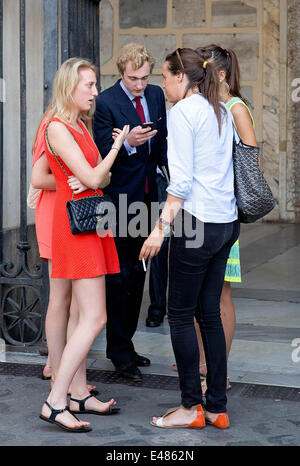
[232,122,277,223]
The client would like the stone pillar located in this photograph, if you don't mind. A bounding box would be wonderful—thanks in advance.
[262,0,280,221]
[287,0,300,222]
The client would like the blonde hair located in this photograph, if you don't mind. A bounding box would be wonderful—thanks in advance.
[33,57,97,151]
[117,43,155,75]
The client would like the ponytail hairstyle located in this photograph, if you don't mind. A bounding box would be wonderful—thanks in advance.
[165,47,226,134]
[195,44,248,105]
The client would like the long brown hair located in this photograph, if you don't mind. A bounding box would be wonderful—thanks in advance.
[195,44,248,104]
[165,48,226,134]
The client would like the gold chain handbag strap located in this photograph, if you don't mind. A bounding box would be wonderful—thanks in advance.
[45,121,100,200]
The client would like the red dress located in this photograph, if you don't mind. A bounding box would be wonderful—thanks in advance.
[44,117,120,279]
[32,116,55,260]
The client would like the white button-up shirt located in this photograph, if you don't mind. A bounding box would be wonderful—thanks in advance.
[166,93,237,223]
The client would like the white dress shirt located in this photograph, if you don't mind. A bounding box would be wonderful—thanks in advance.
[166,93,237,223]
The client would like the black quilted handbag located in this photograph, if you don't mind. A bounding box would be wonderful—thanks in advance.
[232,123,277,223]
[66,192,113,235]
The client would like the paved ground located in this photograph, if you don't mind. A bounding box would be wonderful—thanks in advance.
[0,222,299,447]
[0,364,299,447]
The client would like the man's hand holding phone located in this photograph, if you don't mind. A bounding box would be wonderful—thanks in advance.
[112,124,157,147]
[141,122,154,131]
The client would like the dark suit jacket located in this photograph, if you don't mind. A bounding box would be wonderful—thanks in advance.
[93,80,168,211]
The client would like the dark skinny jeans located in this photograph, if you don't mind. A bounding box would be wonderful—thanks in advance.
[168,212,240,412]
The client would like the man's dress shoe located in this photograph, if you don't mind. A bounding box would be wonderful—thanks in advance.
[134,353,151,367]
[146,314,164,328]
[115,361,143,382]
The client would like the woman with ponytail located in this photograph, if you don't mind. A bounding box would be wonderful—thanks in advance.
[140,48,239,429]
[194,45,257,393]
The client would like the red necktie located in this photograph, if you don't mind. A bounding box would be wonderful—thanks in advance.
[134,96,146,124]
[134,96,149,193]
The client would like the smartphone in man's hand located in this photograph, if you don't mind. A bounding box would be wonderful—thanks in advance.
[141,122,154,131]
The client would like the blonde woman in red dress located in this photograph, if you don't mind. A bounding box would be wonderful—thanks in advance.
[31,117,98,394]
[37,57,129,433]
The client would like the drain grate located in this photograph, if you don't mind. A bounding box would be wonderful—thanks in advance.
[0,361,299,401]
[0,361,180,390]
[86,368,180,390]
[229,382,300,402]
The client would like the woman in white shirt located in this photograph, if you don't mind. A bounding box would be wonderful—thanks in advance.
[140,48,239,430]
[194,44,258,394]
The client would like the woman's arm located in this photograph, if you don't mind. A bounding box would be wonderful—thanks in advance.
[31,153,56,190]
[231,103,257,147]
[47,121,129,190]
[231,103,260,167]
[31,151,90,194]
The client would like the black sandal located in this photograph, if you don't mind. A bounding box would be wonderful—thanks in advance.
[70,394,120,416]
[41,365,51,380]
[40,401,92,433]
[67,389,99,397]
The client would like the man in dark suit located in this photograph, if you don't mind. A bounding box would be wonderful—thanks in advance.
[145,171,169,328]
[94,43,168,381]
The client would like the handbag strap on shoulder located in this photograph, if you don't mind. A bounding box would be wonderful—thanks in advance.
[45,120,99,199]
[45,122,70,177]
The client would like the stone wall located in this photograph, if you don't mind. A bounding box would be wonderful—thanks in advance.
[100,0,299,222]
[100,0,262,129]
[1,1,297,224]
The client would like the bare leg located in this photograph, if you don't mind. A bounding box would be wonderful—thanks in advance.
[66,296,87,392]
[194,318,207,377]
[48,294,96,393]
[45,261,71,383]
[42,276,115,428]
[42,261,54,379]
[220,281,236,359]
[42,277,88,430]
[67,295,96,394]
[69,278,116,414]
[42,356,51,378]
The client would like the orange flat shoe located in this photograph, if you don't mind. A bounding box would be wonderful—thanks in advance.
[151,404,206,429]
[205,412,230,429]
[188,404,206,429]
